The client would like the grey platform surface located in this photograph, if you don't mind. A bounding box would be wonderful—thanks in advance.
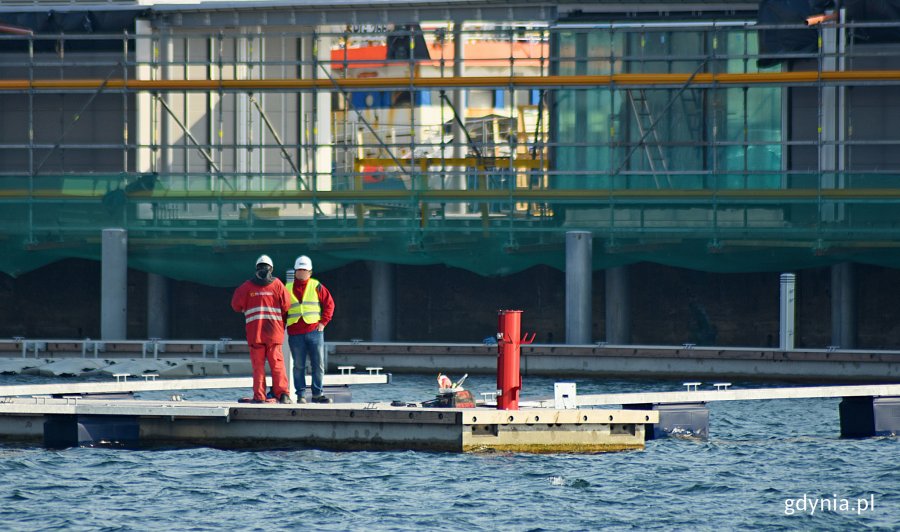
[0,375,389,397]
[564,384,900,407]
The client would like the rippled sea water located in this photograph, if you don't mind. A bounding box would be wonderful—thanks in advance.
[1,373,898,531]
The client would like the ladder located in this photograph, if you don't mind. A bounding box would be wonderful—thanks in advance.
[627,89,671,188]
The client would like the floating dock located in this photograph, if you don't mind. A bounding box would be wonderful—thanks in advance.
[0,376,658,452]
[540,383,900,440]
[0,396,657,453]
[2,378,898,450]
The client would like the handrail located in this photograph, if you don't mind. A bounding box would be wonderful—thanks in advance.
[3,187,900,202]
[2,71,900,92]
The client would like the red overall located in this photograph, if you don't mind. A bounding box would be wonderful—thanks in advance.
[231,278,291,401]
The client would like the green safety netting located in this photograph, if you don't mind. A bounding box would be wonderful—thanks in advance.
[3,171,900,287]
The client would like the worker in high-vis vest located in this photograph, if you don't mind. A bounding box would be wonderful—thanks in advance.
[286,255,335,403]
[231,254,293,404]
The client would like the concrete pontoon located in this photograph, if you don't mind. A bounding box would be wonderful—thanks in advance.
[0,396,657,453]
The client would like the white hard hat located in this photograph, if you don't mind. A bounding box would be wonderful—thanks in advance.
[255,254,273,268]
[294,255,313,270]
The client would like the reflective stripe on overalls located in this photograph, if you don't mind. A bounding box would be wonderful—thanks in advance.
[285,279,321,326]
[244,305,283,324]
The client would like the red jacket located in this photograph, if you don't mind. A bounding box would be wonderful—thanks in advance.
[231,277,291,344]
[287,279,335,335]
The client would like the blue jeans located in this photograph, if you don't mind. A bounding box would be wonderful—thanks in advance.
[288,330,326,398]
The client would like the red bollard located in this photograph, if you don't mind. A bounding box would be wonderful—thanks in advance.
[497,310,534,410]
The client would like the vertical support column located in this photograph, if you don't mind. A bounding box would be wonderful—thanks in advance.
[135,27,174,339]
[300,28,334,214]
[235,33,254,185]
[819,10,846,222]
[566,231,592,344]
[605,265,631,344]
[135,20,153,175]
[101,228,128,340]
[574,32,588,173]
[134,21,159,224]
[300,30,334,215]
[831,262,856,349]
[447,22,466,215]
[300,32,313,196]
[147,273,170,339]
[779,273,796,350]
[160,31,173,180]
[315,33,333,201]
[370,261,395,342]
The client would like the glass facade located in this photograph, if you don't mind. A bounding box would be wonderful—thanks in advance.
[554,24,782,191]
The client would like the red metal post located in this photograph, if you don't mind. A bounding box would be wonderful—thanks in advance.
[497,309,523,410]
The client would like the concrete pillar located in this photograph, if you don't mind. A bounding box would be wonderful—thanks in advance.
[605,266,631,344]
[779,273,796,350]
[831,262,856,349]
[101,228,128,340]
[565,231,592,344]
[370,261,395,342]
[147,273,170,339]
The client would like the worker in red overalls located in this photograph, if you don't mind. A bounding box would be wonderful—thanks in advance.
[231,254,293,404]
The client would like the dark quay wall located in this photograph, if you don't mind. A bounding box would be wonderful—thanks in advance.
[1,258,899,350]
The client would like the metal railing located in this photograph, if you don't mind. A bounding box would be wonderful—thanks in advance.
[1,22,899,265]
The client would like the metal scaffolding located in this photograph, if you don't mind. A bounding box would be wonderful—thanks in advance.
[1,15,900,281]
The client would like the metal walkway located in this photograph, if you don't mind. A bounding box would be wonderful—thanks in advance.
[567,384,900,407]
[0,375,389,397]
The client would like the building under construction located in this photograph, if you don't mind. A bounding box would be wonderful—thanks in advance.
[1,0,900,349]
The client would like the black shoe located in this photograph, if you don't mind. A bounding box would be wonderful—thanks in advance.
[311,395,332,404]
[279,393,293,404]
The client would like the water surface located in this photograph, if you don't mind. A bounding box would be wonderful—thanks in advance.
[1,374,897,530]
